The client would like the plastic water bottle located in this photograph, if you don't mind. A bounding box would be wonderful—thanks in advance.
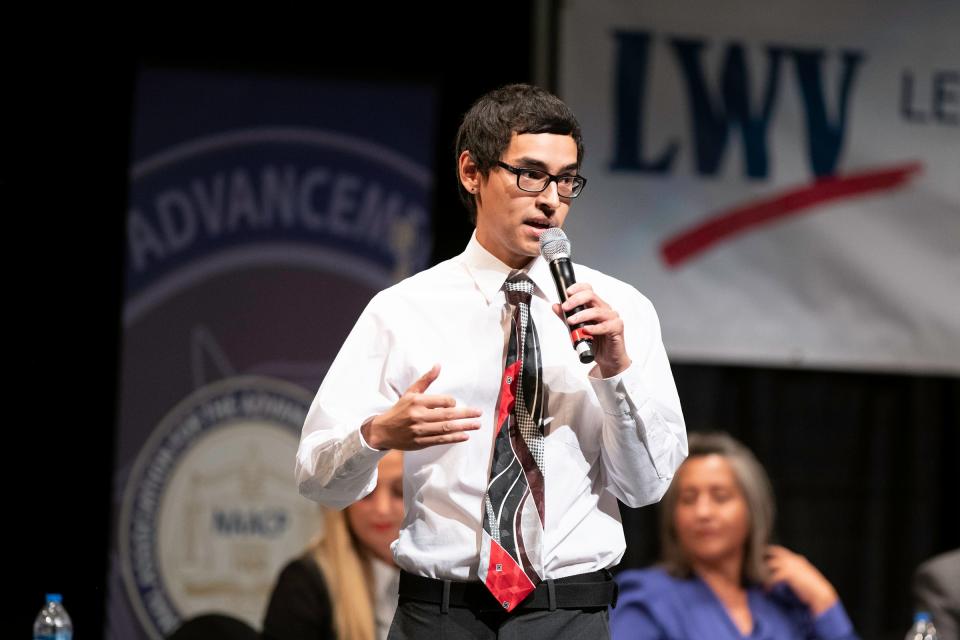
[905,611,939,640]
[33,594,73,640]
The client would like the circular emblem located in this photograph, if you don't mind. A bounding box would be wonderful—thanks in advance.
[119,376,319,639]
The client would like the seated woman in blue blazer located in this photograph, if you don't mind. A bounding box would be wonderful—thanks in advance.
[611,432,858,640]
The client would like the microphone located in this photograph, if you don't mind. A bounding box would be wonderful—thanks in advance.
[539,228,594,364]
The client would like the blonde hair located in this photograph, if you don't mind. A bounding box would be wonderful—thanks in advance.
[659,431,775,584]
[309,507,375,640]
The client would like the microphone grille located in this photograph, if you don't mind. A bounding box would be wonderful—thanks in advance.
[539,227,571,262]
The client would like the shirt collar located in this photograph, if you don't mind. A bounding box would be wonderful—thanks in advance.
[459,231,558,305]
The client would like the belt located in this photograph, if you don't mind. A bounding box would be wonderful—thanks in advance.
[398,569,619,613]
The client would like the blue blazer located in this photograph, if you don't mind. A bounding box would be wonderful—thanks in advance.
[610,567,858,640]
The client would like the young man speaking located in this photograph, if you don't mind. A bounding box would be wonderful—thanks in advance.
[296,84,687,639]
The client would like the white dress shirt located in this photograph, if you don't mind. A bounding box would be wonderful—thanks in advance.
[297,233,687,580]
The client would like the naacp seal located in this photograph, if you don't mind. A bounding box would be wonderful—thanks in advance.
[119,376,319,639]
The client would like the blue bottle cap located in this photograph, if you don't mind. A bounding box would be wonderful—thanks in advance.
[45,593,63,603]
[914,611,932,622]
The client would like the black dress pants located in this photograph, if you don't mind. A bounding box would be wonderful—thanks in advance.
[386,599,610,640]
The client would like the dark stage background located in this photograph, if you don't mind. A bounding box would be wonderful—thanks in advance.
[14,6,958,639]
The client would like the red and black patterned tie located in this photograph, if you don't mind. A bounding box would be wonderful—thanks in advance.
[478,273,545,612]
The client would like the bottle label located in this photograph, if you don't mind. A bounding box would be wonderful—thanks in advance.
[34,633,71,640]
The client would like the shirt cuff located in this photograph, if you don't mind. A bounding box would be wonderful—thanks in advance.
[812,601,856,639]
[353,418,390,458]
[588,361,647,416]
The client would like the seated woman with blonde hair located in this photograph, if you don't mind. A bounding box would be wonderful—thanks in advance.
[611,432,858,639]
[263,450,403,640]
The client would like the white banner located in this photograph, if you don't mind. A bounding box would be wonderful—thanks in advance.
[559,0,959,373]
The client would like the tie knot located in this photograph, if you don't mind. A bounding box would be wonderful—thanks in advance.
[504,274,534,305]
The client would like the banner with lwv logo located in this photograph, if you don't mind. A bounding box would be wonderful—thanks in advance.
[107,69,435,640]
[559,0,959,373]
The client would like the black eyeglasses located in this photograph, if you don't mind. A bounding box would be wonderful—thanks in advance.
[495,161,587,198]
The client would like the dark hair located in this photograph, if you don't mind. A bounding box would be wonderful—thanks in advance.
[454,83,584,223]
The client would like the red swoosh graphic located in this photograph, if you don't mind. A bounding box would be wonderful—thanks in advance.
[660,161,924,268]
